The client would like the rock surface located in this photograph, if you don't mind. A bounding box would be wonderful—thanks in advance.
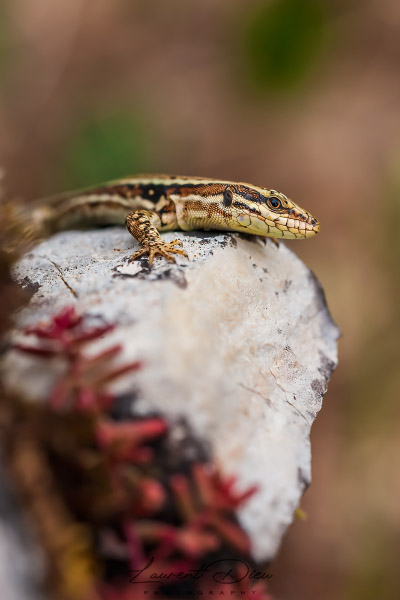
[4,228,339,562]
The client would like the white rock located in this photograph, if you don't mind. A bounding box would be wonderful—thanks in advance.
[4,228,339,561]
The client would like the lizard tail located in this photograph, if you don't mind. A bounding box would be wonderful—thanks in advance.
[1,199,51,258]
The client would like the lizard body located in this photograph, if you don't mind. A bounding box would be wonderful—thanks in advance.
[31,175,320,265]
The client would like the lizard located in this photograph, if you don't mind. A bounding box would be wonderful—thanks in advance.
[29,175,320,265]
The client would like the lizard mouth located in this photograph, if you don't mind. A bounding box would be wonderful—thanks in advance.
[273,213,320,238]
[232,203,320,238]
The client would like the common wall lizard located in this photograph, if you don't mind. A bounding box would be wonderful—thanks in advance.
[31,175,320,265]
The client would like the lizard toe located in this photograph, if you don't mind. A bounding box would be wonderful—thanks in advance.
[130,241,187,266]
[129,248,147,261]
[170,239,183,247]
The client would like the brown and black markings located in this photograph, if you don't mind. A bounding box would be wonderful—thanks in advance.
[32,174,320,267]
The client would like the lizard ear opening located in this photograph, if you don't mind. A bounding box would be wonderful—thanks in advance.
[223,188,233,207]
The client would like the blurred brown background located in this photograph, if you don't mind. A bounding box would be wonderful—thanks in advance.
[1,1,399,598]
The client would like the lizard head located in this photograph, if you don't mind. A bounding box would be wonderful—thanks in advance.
[221,183,320,239]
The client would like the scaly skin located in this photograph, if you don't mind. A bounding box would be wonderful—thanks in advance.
[31,175,320,265]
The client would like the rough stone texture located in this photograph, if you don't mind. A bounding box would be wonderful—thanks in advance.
[3,228,339,562]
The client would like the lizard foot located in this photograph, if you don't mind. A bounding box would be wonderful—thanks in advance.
[130,239,188,266]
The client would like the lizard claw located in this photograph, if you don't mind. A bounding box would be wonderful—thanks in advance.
[130,240,188,266]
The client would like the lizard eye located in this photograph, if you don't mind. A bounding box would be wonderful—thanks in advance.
[223,188,233,207]
[268,196,282,209]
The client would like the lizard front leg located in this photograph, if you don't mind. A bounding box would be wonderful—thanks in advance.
[125,210,187,266]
